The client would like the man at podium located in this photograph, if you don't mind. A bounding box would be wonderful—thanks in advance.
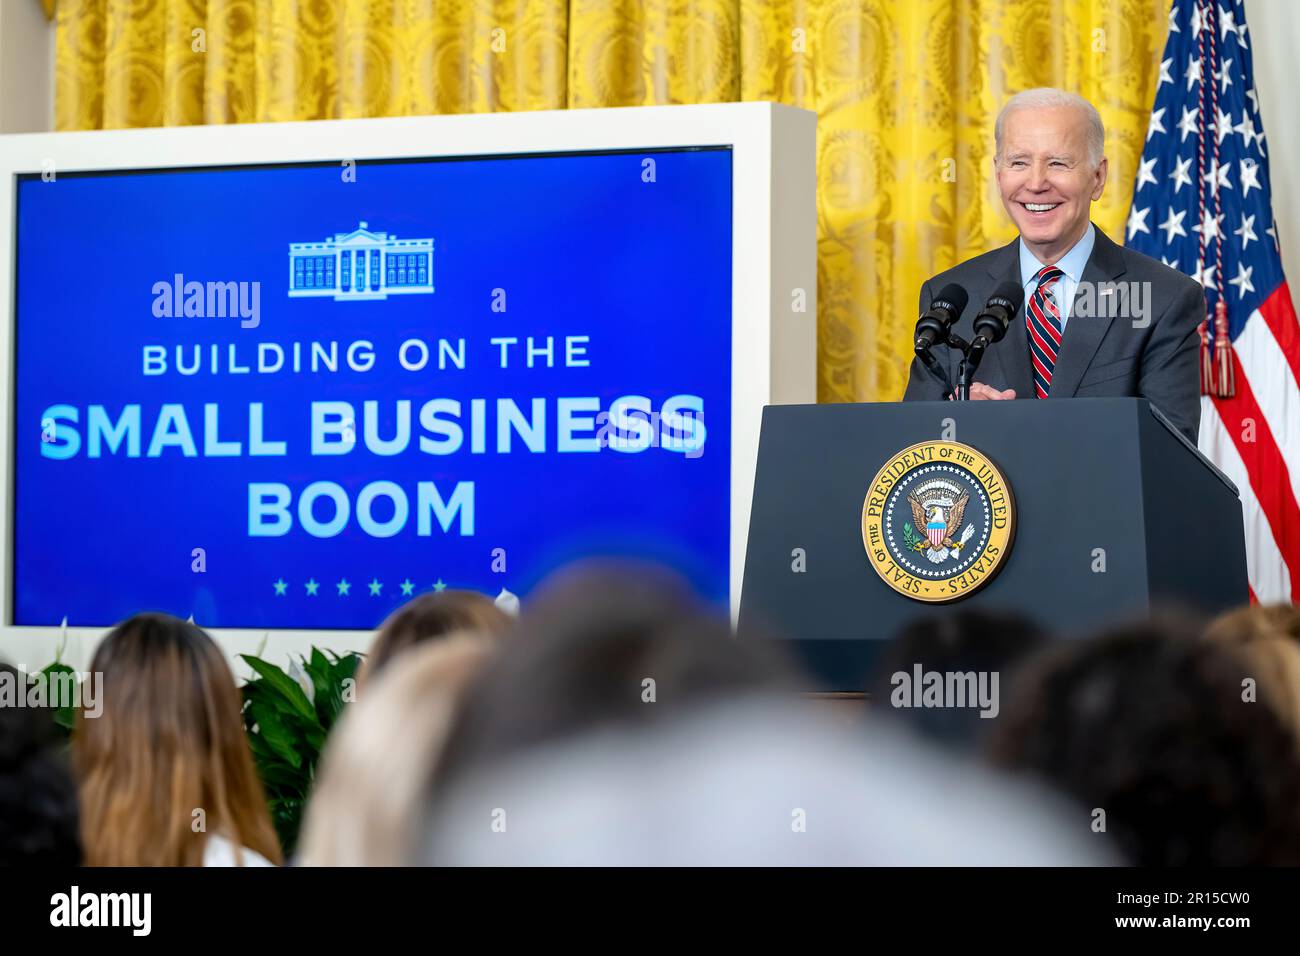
[903,88,1205,442]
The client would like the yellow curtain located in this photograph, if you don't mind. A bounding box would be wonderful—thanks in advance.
[51,0,1168,402]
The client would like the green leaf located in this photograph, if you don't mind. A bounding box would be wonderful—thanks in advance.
[240,655,316,721]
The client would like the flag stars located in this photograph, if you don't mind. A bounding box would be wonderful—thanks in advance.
[1136,157,1158,191]
[1185,56,1203,92]
[1194,208,1226,242]
[1161,255,1180,272]
[1147,107,1167,142]
[1235,112,1257,150]
[1177,106,1199,143]
[1240,159,1262,198]
[1191,4,1206,37]
[1229,263,1255,300]
[1158,57,1174,87]
[305,578,320,596]
[273,578,287,596]
[337,578,351,596]
[1127,205,1152,241]
[1202,158,1232,197]
[400,578,415,596]
[1170,155,1194,193]
[1159,208,1188,245]
[432,578,448,592]
[1194,259,1219,292]
[1235,213,1258,251]
[1169,3,1180,32]
[1214,58,1233,93]
[368,578,383,596]
[1214,105,1233,145]
[1219,5,1239,44]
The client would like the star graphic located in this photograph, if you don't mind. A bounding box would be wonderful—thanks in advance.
[1146,107,1166,141]
[337,578,351,596]
[1235,213,1258,251]
[1229,264,1255,300]
[1190,4,1205,38]
[1161,256,1180,271]
[305,578,320,596]
[1247,88,1259,115]
[432,578,447,592]
[1168,3,1180,32]
[1240,159,1262,198]
[1169,155,1194,193]
[1157,57,1174,87]
[273,578,287,596]
[1177,106,1199,143]
[1185,56,1203,92]
[1267,220,1280,251]
[1159,208,1188,245]
[368,578,383,596]
[1135,157,1158,191]
[1126,205,1151,241]
[400,578,415,596]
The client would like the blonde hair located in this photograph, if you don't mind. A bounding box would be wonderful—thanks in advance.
[74,614,282,866]
[1206,605,1300,745]
[297,633,495,865]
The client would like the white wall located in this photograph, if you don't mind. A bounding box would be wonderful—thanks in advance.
[0,0,54,133]
[1245,0,1300,298]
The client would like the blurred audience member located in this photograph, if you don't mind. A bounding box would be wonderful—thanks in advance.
[298,634,494,865]
[868,609,1049,751]
[989,617,1300,865]
[361,589,511,685]
[1206,604,1300,744]
[429,563,798,796]
[424,699,1114,865]
[74,614,282,866]
[0,663,81,865]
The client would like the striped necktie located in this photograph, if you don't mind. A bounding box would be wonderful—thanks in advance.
[1026,265,1066,399]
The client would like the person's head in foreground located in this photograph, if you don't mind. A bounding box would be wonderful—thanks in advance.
[297,633,495,866]
[995,87,1107,264]
[427,562,799,798]
[0,663,81,865]
[74,613,282,866]
[361,588,512,686]
[415,563,1116,866]
[988,615,1300,866]
[1205,603,1300,747]
[868,609,1049,752]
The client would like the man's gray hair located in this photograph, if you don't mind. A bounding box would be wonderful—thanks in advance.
[995,88,1105,167]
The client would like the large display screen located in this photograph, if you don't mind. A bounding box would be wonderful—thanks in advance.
[13,148,732,627]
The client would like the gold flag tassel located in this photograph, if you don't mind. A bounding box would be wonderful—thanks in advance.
[1199,314,1215,395]
[1213,299,1236,398]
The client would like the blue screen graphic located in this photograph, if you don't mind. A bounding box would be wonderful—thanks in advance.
[13,148,732,627]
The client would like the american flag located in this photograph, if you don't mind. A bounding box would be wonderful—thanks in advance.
[1126,0,1300,603]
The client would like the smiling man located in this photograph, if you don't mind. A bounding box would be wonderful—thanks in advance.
[903,88,1205,440]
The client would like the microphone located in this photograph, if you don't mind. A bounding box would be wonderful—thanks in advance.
[914,283,970,352]
[971,281,1024,348]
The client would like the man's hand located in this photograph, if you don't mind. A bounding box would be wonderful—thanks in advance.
[966,383,1016,400]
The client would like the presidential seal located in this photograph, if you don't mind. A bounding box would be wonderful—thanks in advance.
[861,440,1015,603]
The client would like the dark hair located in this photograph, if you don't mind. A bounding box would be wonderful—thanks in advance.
[365,590,511,682]
[0,663,81,865]
[431,564,798,792]
[867,609,1049,750]
[988,617,1300,865]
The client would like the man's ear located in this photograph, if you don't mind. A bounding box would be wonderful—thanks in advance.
[1092,156,1108,200]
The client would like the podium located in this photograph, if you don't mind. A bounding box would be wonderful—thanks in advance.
[738,398,1249,691]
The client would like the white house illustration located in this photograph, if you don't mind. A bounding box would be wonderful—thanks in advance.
[288,221,434,301]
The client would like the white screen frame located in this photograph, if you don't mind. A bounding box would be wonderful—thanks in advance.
[0,102,816,673]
